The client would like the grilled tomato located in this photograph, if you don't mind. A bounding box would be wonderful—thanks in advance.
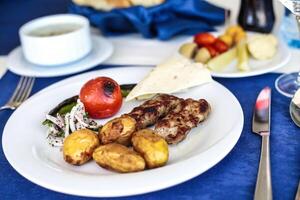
[79,77,122,119]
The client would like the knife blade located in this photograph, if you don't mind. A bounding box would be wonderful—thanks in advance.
[296,182,300,200]
[252,87,271,135]
[252,87,272,200]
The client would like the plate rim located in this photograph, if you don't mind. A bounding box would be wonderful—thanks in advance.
[210,46,291,78]
[7,35,114,78]
[2,67,244,197]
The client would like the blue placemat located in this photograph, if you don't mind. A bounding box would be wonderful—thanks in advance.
[0,67,299,200]
[0,0,70,55]
[69,0,225,40]
[0,0,299,199]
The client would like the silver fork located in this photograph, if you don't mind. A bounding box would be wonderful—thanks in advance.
[0,76,35,111]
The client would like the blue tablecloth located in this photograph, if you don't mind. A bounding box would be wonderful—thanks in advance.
[0,0,299,199]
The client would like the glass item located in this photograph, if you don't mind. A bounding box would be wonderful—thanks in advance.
[276,0,300,97]
[275,72,300,97]
[290,88,300,127]
[281,10,300,48]
[238,0,275,33]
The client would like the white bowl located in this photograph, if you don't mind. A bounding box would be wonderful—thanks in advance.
[19,14,92,66]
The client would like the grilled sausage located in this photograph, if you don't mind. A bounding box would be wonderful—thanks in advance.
[126,94,182,129]
[99,94,182,145]
[154,99,211,144]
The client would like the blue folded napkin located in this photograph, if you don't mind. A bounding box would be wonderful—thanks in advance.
[69,0,225,40]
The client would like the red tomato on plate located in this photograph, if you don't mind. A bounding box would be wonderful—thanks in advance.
[194,33,216,47]
[79,77,122,119]
[213,39,229,53]
[204,45,219,57]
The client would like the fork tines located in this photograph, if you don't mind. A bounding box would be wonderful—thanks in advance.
[9,76,35,103]
[1,76,35,110]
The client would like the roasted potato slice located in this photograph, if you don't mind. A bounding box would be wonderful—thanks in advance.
[63,129,99,165]
[93,143,145,173]
[132,129,169,169]
[99,116,136,146]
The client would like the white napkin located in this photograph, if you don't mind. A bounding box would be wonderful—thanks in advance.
[104,34,188,65]
[0,56,7,79]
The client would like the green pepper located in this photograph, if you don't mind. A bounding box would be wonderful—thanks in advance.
[57,102,77,115]
[120,84,136,98]
[48,95,78,116]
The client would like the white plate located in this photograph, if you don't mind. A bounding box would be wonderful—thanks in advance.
[7,36,113,77]
[189,33,291,78]
[2,67,243,197]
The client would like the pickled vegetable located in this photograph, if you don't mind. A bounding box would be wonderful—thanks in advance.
[194,47,211,63]
[219,34,233,47]
[178,43,197,59]
[237,39,249,71]
[207,47,237,72]
[247,34,277,60]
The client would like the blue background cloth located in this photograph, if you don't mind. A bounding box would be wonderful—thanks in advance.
[0,0,299,199]
[69,0,225,40]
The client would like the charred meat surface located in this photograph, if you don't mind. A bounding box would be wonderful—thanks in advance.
[99,94,182,145]
[154,99,211,144]
[127,94,182,129]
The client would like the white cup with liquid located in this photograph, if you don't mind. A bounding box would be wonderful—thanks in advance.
[19,14,92,66]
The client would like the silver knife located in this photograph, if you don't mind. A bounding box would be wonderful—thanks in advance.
[296,182,300,200]
[252,87,272,200]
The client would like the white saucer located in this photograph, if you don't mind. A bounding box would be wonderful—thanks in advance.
[7,36,113,77]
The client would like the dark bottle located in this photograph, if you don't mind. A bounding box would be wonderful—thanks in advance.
[238,0,275,33]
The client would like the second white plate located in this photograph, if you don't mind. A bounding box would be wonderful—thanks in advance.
[186,33,291,78]
[2,67,243,197]
[210,37,291,78]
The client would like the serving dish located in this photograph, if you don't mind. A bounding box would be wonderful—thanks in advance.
[210,37,290,78]
[19,14,91,66]
[183,32,291,78]
[210,48,290,78]
[7,36,113,77]
[2,67,243,197]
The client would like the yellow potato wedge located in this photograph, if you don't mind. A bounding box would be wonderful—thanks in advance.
[93,143,145,173]
[63,129,99,165]
[132,129,168,169]
[99,116,136,146]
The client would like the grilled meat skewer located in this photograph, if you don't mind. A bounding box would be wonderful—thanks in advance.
[100,94,182,145]
[126,94,182,129]
[154,99,211,144]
